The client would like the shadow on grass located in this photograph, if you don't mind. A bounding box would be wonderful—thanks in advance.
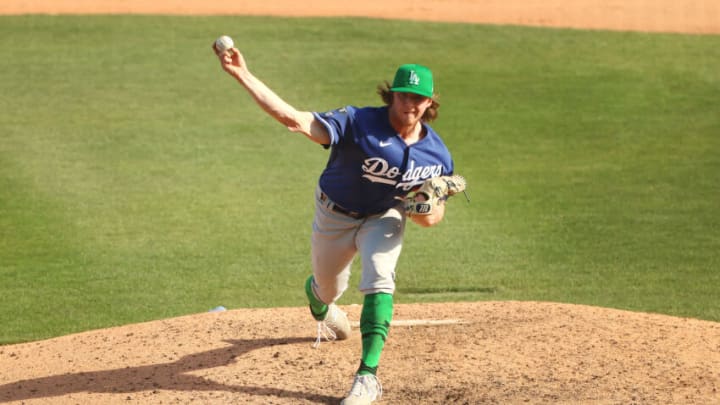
[0,337,339,404]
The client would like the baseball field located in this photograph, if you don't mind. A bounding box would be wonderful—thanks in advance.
[1,1,719,403]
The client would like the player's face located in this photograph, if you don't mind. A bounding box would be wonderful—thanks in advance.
[390,92,432,127]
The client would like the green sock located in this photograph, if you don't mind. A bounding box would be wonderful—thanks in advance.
[358,293,393,376]
[304,275,328,320]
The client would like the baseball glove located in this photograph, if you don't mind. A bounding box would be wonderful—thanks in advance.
[404,175,467,215]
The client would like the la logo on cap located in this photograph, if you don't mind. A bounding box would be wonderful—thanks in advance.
[408,70,420,86]
[390,64,434,97]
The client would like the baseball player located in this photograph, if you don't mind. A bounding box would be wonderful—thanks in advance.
[213,42,465,404]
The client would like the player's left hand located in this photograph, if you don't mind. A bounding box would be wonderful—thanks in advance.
[404,175,466,216]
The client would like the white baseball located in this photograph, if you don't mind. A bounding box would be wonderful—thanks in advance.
[215,35,234,53]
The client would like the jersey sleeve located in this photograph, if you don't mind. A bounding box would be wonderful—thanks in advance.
[312,106,355,147]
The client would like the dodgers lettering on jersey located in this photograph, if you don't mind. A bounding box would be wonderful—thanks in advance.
[313,106,454,215]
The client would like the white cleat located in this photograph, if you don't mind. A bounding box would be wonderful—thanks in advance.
[341,374,382,405]
[312,304,351,348]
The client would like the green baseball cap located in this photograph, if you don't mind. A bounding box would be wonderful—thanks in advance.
[390,64,434,98]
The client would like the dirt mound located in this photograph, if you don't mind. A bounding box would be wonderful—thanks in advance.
[1,302,719,404]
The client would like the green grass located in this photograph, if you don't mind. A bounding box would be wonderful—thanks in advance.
[1,15,719,344]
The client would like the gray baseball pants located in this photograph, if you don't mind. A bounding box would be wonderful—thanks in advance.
[310,186,406,304]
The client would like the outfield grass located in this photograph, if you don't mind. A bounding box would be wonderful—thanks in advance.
[1,15,718,344]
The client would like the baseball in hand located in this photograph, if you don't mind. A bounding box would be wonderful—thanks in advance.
[215,35,234,53]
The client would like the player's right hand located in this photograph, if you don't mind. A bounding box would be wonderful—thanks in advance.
[212,43,247,79]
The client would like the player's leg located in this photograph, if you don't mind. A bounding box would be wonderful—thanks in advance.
[342,204,404,403]
[305,187,359,342]
[357,204,405,294]
[307,188,359,309]
[340,294,391,404]
[358,293,393,375]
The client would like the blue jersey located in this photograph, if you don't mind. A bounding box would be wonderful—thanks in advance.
[313,105,454,215]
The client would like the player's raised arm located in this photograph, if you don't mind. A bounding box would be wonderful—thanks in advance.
[212,40,330,145]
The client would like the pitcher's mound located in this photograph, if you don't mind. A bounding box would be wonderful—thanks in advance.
[1,301,719,404]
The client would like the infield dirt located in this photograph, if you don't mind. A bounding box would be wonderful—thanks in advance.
[1,1,719,404]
